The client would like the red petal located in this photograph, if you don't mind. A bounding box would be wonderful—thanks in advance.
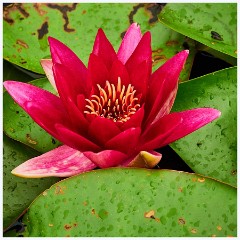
[88,117,121,146]
[92,29,117,70]
[11,145,97,178]
[140,113,182,150]
[53,63,88,104]
[117,23,142,64]
[64,97,89,135]
[105,127,141,154]
[129,60,150,99]
[88,53,109,88]
[145,50,189,125]
[126,31,152,75]
[55,124,101,152]
[48,37,91,95]
[40,59,57,92]
[4,81,68,140]
[121,105,145,130]
[141,108,221,150]
[109,59,130,86]
[84,150,128,168]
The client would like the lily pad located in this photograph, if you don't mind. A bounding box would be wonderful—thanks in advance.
[159,3,237,57]
[3,78,61,153]
[3,3,194,81]
[171,67,237,186]
[22,168,236,237]
[3,133,59,230]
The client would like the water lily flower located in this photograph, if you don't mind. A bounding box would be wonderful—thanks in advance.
[4,23,220,178]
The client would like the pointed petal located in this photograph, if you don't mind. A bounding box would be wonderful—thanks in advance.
[48,37,91,95]
[122,150,162,168]
[109,59,130,86]
[140,113,182,150]
[145,50,189,125]
[92,29,117,70]
[53,62,88,104]
[105,127,141,154]
[158,108,221,147]
[88,53,109,88]
[64,97,89,135]
[40,59,57,92]
[55,124,101,152]
[88,117,121,146]
[117,23,142,64]
[141,108,221,150]
[84,150,128,168]
[11,145,97,178]
[121,105,145,130]
[129,60,150,99]
[126,31,152,75]
[3,81,68,139]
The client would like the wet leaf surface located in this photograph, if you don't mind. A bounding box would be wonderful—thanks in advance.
[3,78,61,153]
[159,3,237,58]
[22,168,236,237]
[171,67,237,186]
[3,134,59,230]
[3,3,194,81]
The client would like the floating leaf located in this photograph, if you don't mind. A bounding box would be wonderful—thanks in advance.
[171,67,237,186]
[159,3,237,57]
[3,3,194,80]
[22,168,236,237]
[3,134,59,230]
[3,78,61,153]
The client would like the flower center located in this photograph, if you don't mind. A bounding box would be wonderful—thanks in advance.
[84,77,141,122]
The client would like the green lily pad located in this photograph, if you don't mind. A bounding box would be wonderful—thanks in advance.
[159,3,237,58]
[3,133,59,230]
[22,168,236,237]
[3,78,61,153]
[171,67,237,186]
[3,3,194,81]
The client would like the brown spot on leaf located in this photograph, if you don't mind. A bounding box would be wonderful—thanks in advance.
[152,49,168,66]
[34,3,47,16]
[145,3,166,24]
[91,209,95,215]
[191,228,197,234]
[144,210,155,218]
[166,40,179,46]
[192,177,197,182]
[16,39,29,49]
[55,185,66,194]
[231,169,237,175]
[217,225,222,231]
[144,210,160,222]
[37,21,49,40]
[16,4,29,18]
[83,201,88,206]
[82,10,86,14]
[73,223,78,227]
[197,177,205,183]
[26,134,37,145]
[64,224,72,230]
[128,3,145,24]
[47,3,77,32]
[178,187,183,192]
[178,217,186,225]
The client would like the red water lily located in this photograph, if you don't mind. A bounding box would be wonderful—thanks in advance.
[4,23,220,178]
